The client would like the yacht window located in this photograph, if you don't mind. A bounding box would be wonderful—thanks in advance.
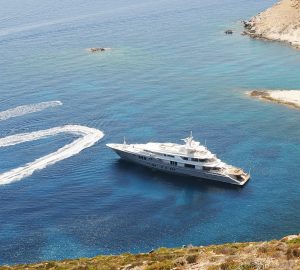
[199,158,215,162]
[170,161,177,166]
[181,156,188,160]
[191,158,199,162]
[203,166,218,171]
[184,164,195,169]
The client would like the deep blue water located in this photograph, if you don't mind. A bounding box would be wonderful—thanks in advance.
[1,0,300,265]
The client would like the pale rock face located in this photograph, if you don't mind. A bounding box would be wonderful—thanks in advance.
[281,234,300,241]
[244,0,300,49]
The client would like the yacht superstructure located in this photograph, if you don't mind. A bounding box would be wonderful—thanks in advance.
[107,133,250,186]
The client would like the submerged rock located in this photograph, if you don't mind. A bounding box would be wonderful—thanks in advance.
[88,47,111,53]
[225,29,233,34]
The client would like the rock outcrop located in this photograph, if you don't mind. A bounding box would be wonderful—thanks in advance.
[225,29,233,35]
[248,90,300,109]
[243,0,300,49]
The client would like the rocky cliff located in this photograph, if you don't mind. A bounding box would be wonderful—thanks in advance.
[243,0,300,49]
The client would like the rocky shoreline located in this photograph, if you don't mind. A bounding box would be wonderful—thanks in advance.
[248,90,300,109]
[1,234,299,270]
[243,0,300,49]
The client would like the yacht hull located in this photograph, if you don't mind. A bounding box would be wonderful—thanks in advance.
[110,147,248,186]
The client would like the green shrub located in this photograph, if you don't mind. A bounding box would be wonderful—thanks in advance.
[287,238,300,245]
[214,246,237,255]
[237,262,260,270]
[286,247,300,259]
[219,259,239,270]
[145,260,175,270]
[185,254,198,264]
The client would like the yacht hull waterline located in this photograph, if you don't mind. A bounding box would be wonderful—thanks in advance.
[107,133,250,186]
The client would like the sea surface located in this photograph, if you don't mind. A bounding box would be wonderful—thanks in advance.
[1,0,300,265]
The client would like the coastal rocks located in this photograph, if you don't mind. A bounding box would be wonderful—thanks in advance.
[242,20,262,38]
[249,90,269,98]
[281,234,300,242]
[88,47,112,53]
[242,0,300,50]
[242,20,253,28]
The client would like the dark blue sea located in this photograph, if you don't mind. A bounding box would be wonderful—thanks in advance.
[1,0,300,265]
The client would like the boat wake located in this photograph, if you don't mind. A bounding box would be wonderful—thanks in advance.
[0,102,104,185]
[0,101,62,121]
[0,14,98,38]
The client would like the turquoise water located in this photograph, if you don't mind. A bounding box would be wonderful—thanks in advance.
[1,0,300,265]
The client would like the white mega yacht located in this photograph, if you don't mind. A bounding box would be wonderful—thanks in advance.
[106,132,250,186]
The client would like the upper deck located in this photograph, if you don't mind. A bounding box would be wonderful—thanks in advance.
[107,133,226,168]
[142,142,214,159]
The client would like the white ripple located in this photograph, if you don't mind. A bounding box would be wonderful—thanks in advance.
[0,15,92,37]
[0,101,62,121]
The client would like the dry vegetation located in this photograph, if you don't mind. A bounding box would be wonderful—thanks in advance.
[1,235,299,270]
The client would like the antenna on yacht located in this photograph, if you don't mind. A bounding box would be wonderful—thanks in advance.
[181,131,195,150]
[123,136,127,145]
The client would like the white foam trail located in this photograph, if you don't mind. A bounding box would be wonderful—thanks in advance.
[0,125,104,185]
[0,101,62,121]
[0,14,97,37]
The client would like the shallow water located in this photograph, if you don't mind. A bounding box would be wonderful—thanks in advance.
[1,0,300,265]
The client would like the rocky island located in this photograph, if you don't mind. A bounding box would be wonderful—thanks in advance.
[243,0,300,49]
[1,234,299,270]
[249,90,300,109]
